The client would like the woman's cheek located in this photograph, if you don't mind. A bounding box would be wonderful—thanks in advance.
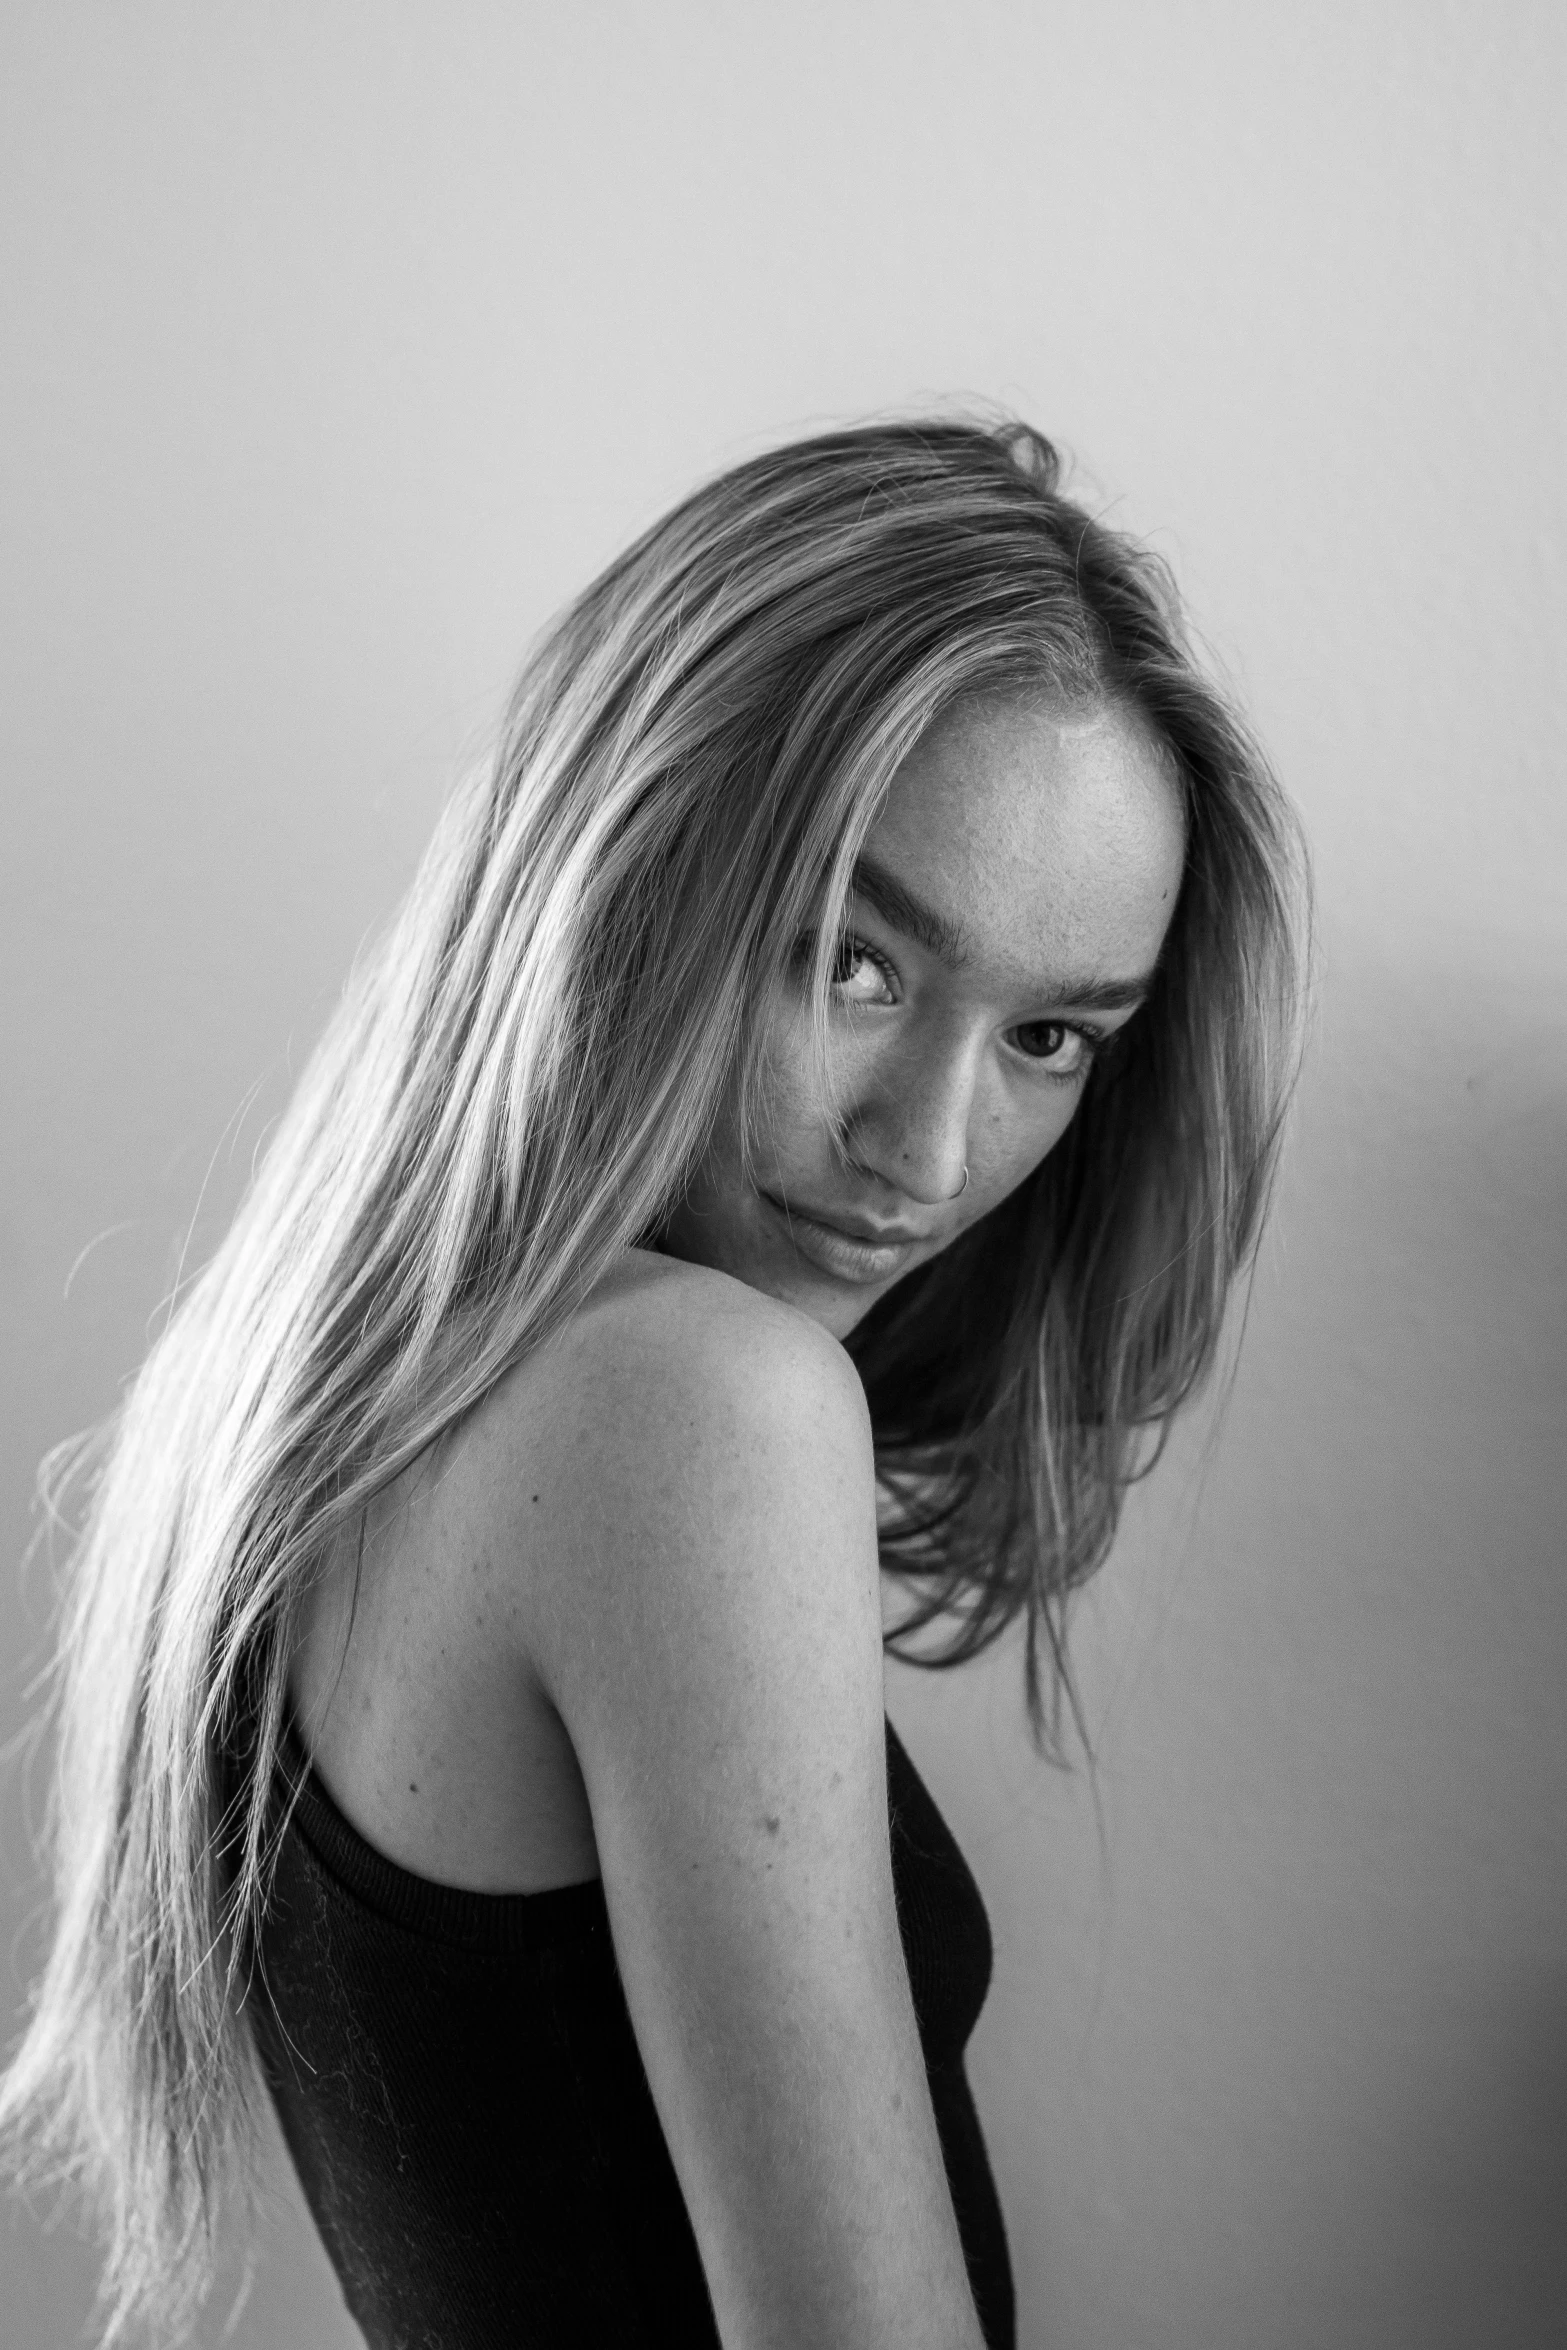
[990,1091,1079,1195]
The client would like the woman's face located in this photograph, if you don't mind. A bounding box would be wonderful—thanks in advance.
[657,693,1189,1340]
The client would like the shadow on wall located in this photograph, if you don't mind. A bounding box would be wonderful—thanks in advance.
[1283,1958,1567,2349]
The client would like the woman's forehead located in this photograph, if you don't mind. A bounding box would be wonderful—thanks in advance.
[865,694,1186,964]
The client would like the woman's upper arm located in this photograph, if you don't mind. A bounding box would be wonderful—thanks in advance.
[513,1273,986,2350]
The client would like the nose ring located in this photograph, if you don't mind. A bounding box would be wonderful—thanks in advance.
[955,1164,970,1198]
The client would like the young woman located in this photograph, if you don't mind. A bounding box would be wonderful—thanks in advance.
[2,417,1306,2349]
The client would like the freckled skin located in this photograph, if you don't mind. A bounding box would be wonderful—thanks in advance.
[658,695,1187,1341]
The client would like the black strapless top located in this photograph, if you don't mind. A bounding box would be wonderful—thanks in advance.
[248,1713,1014,2348]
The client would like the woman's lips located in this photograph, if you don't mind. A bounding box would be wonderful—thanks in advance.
[758,1192,918,1285]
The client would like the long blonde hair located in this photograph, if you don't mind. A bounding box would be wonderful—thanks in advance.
[2,416,1308,2341]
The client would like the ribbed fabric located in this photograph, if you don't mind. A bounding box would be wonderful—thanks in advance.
[248,1713,1014,2349]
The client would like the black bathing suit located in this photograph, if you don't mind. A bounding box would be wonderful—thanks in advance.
[248,1709,1015,2349]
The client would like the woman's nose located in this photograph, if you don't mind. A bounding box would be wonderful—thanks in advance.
[845,1027,978,1207]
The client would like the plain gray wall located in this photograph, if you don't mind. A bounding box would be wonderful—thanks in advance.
[4,5,1564,2345]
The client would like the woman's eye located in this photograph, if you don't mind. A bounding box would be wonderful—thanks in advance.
[828,935,897,1002]
[1013,1021,1096,1077]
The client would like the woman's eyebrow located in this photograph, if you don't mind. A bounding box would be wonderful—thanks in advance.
[849,852,1156,1012]
[850,853,973,969]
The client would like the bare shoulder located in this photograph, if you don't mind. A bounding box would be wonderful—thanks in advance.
[465,1250,883,1729]
[472,1244,871,1574]
[284,1247,880,1909]
[465,1240,883,1802]
[546,1242,864,1419]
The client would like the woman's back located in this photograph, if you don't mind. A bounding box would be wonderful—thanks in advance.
[285,1247,690,1897]
[251,1679,1012,2346]
[279,1245,1004,2348]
